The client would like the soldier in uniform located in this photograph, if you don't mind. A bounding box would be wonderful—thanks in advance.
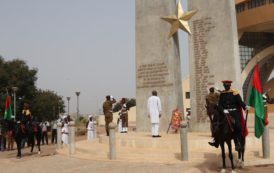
[119,98,129,133]
[209,80,249,151]
[206,87,220,145]
[206,87,220,122]
[22,103,32,124]
[103,95,116,136]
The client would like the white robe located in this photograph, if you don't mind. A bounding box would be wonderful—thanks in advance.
[61,124,69,144]
[147,95,162,123]
[87,121,94,140]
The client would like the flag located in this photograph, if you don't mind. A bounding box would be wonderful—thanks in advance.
[248,64,265,138]
[4,95,12,120]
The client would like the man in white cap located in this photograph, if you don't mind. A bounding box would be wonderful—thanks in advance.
[86,115,95,140]
[147,90,162,137]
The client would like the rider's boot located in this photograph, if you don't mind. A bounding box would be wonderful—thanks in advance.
[234,137,241,151]
[208,138,219,148]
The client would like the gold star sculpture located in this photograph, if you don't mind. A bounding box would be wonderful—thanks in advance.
[161,1,197,39]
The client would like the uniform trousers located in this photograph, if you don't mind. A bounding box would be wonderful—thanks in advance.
[229,110,242,144]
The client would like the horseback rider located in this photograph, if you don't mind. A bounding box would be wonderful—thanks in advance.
[206,86,220,145]
[209,80,249,151]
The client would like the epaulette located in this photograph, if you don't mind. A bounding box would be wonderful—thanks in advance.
[231,89,239,95]
[222,89,239,95]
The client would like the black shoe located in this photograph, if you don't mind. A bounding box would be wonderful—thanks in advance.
[155,135,161,138]
[208,141,218,148]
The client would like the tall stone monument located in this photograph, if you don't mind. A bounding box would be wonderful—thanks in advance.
[136,0,184,132]
[188,0,242,131]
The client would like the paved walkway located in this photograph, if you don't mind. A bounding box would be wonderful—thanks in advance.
[1,153,274,173]
[1,113,274,173]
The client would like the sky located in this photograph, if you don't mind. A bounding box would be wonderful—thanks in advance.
[0,0,189,115]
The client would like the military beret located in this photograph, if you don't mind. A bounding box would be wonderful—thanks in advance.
[222,80,232,84]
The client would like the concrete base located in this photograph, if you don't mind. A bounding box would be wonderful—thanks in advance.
[57,129,274,167]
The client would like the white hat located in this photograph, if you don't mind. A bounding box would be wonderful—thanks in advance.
[62,115,67,119]
[88,114,93,118]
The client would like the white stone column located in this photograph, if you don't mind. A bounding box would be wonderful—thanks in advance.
[93,121,97,138]
[68,121,75,155]
[262,125,270,158]
[180,122,188,161]
[109,122,116,160]
[57,122,62,149]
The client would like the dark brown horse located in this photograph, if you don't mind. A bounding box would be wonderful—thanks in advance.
[13,120,42,158]
[206,104,245,173]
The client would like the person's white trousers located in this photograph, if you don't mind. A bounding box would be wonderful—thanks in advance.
[151,123,159,136]
[87,130,94,140]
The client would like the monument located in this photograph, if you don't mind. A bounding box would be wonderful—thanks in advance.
[135,0,195,132]
[188,0,242,131]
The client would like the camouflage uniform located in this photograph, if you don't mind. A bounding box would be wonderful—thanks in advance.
[206,90,220,137]
[103,99,116,136]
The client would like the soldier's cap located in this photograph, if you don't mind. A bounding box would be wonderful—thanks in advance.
[222,80,233,85]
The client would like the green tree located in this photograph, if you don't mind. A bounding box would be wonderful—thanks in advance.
[31,89,65,121]
[0,57,65,121]
[0,57,38,117]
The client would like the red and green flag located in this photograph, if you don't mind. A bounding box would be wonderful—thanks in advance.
[4,95,12,120]
[248,64,265,138]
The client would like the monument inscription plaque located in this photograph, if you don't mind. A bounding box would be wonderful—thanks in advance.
[137,62,172,88]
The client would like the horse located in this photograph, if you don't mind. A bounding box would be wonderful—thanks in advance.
[13,119,42,158]
[206,104,246,173]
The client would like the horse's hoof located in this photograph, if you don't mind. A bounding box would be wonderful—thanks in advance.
[236,159,241,168]
[240,161,244,169]
[221,169,226,173]
[231,170,236,173]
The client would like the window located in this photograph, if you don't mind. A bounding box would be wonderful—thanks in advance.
[248,0,266,9]
[185,92,190,99]
[236,3,245,13]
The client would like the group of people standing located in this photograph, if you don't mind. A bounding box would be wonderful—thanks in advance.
[103,96,130,136]
[101,91,163,138]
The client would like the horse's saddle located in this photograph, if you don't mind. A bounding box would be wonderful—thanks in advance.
[20,123,27,134]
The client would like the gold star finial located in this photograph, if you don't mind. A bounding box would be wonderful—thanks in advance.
[161,1,197,39]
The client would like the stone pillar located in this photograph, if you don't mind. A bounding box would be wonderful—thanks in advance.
[262,125,270,158]
[188,0,242,131]
[68,121,75,155]
[93,121,97,139]
[180,122,188,161]
[136,0,184,132]
[57,122,62,149]
[109,122,116,160]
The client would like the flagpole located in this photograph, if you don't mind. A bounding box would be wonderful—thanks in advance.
[12,87,18,118]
